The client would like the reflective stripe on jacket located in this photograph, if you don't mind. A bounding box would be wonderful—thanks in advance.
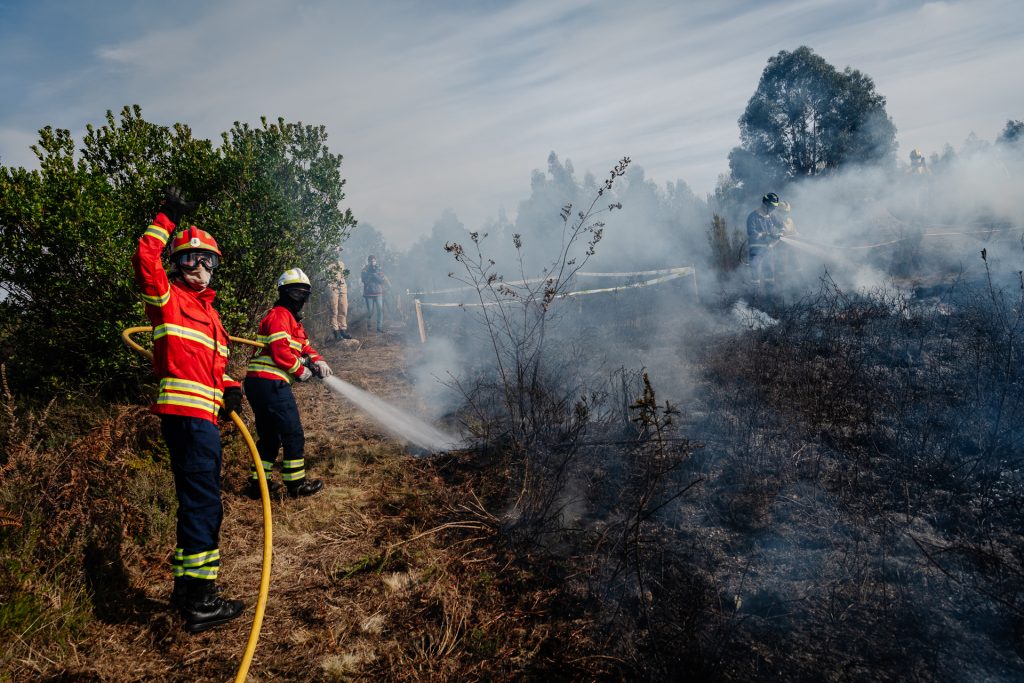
[245,306,323,384]
[132,213,239,424]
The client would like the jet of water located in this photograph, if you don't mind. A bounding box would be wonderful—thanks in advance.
[322,376,463,455]
[732,299,778,329]
[779,235,835,260]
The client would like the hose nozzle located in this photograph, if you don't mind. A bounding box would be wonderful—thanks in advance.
[301,356,324,379]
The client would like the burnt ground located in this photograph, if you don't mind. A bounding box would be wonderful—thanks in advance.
[15,268,1024,682]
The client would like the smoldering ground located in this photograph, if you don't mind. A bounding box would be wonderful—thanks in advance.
[384,144,1024,679]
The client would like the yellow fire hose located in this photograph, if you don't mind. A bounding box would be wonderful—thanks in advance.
[122,326,270,683]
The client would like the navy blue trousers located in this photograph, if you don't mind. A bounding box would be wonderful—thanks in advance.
[243,376,307,484]
[160,415,223,581]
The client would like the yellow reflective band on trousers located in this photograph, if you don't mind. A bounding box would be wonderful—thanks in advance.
[177,548,220,567]
[250,460,275,481]
[172,547,220,580]
[282,458,305,482]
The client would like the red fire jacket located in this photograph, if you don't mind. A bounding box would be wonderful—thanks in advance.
[132,213,240,423]
[245,306,323,383]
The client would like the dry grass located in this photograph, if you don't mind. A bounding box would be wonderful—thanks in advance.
[10,279,1021,681]
[4,325,597,682]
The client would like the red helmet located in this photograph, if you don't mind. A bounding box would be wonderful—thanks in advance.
[169,226,222,257]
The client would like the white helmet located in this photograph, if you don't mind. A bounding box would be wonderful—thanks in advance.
[276,268,311,289]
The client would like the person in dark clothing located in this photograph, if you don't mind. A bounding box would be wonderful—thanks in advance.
[360,255,389,333]
[746,192,785,293]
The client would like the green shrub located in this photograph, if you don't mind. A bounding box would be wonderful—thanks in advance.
[0,105,356,396]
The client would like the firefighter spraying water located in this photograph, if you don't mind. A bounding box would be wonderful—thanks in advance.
[125,187,461,683]
[244,267,331,500]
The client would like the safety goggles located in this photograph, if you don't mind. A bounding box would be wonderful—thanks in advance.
[175,251,220,270]
[282,286,311,303]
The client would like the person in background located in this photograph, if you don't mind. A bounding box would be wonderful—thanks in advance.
[778,200,797,237]
[244,268,331,499]
[132,187,245,633]
[360,254,389,333]
[777,200,801,280]
[328,251,353,341]
[909,148,929,174]
[746,192,785,293]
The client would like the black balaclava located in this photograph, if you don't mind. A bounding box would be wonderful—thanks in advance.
[276,285,311,320]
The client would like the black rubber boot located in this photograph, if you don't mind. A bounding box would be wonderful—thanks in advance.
[181,581,244,634]
[245,478,281,500]
[172,577,223,608]
[287,478,324,498]
[339,329,352,340]
[170,577,191,609]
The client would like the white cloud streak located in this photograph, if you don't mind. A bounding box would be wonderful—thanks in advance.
[1,0,1021,248]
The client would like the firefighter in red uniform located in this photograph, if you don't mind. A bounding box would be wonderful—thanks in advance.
[132,188,245,633]
[244,268,332,499]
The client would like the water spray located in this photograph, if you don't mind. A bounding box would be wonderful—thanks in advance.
[779,235,836,260]
[299,356,461,454]
[322,376,463,454]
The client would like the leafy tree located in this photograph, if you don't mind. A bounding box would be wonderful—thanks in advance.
[729,46,897,191]
[928,143,957,173]
[0,105,355,395]
[996,119,1023,146]
[208,117,355,334]
[342,221,393,274]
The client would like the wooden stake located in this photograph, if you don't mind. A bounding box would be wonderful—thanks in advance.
[414,299,427,344]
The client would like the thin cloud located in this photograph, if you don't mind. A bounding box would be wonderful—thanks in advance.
[0,0,1020,248]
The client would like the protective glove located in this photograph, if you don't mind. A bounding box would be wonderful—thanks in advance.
[296,364,314,382]
[219,386,243,420]
[314,360,333,378]
[160,186,197,225]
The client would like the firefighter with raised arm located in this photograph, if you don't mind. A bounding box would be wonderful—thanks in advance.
[244,268,332,499]
[132,187,245,633]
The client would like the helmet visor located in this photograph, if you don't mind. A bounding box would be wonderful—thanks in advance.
[281,285,311,304]
[176,251,220,270]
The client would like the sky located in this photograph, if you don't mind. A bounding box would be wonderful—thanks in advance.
[1,0,1022,249]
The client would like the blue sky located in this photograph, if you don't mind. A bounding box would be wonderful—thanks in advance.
[1,0,1021,247]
